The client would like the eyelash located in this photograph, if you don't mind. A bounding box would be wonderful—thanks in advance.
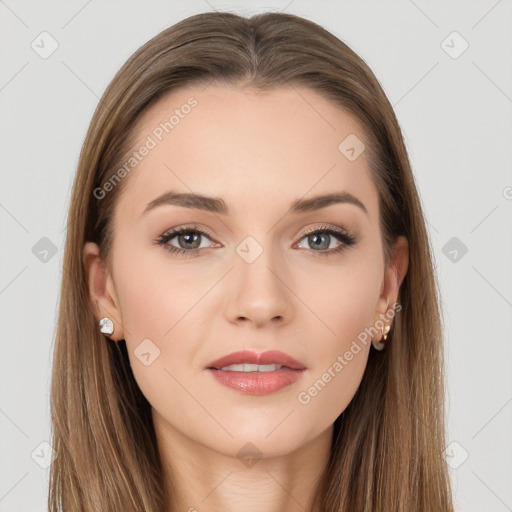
[155,224,358,258]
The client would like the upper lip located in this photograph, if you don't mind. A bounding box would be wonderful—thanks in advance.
[205,350,306,370]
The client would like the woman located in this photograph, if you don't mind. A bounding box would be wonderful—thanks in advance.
[49,10,454,511]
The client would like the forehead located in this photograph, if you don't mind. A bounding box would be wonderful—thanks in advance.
[114,83,378,224]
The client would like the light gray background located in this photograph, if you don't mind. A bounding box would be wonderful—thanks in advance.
[1,1,511,511]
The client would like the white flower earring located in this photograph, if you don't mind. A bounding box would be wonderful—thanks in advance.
[371,324,391,351]
[99,317,114,336]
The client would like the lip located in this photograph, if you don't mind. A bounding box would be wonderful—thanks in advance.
[205,350,306,371]
[204,350,307,396]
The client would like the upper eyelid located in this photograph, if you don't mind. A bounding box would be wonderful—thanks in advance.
[160,225,216,241]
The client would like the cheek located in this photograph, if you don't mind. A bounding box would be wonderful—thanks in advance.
[295,343,369,440]
[291,254,381,422]
[111,249,207,389]
[294,251,382,347]
[113,247,205,341]
[292,282,376,434]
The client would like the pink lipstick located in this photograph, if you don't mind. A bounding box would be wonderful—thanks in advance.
[204,350,306,395]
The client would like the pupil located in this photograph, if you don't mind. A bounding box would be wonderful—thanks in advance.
[180,232,200,249]
[310,233,329,250]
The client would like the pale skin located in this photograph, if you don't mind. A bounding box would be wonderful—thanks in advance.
[84,83,409,512]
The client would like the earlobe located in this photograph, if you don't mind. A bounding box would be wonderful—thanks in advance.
[83,241,124,341]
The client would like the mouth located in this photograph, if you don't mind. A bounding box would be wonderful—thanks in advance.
[204,350,306,395]
[205,349,306,371]
[211,363,289,372]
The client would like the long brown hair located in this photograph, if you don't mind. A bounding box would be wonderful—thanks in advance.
[49,10,454,511]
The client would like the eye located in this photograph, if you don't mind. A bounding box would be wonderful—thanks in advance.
[295,225,357,256]
[155,223,357,258]
[155,225,218,257]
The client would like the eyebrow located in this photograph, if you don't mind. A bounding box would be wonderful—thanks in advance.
[141,190,368,217]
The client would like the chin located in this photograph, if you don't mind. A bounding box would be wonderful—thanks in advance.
[206,423,314,461]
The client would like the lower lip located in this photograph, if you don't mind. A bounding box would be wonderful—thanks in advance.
[206,368,305,395]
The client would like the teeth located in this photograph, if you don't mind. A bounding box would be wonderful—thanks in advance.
[219,363,283,372]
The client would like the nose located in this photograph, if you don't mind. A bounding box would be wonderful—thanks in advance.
[223,246,292,328]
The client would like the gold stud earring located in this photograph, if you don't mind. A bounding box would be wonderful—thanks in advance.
[371,324,391,351]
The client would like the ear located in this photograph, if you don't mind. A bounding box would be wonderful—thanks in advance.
[373,235,409,330]
[83,241,125,341]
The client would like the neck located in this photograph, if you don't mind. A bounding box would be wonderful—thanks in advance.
[153,412,332,512]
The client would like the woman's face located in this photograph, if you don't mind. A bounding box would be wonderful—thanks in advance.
[85,83,404,459]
